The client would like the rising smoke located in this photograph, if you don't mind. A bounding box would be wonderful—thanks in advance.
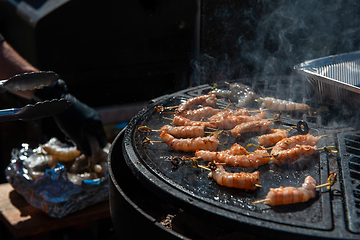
[191,0,360,85]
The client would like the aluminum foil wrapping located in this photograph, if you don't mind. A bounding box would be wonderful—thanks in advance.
[5,144,109,218]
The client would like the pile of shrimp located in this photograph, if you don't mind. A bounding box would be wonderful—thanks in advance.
[139,87,337,202]
[37,137,109,180]
[41,137,81,161]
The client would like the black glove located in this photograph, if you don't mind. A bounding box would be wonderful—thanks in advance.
[33,79,108,156]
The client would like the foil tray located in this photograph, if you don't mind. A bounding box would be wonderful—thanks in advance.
[294,51,360,103]
[5,144,109,218]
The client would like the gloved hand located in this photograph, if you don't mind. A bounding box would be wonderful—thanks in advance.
[33,79,108,156]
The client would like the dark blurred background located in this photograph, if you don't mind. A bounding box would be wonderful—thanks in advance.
[0,0,199,185]
[0,0,198,107]
[0,1,199,239]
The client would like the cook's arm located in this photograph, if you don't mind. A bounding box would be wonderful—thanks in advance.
[0,33,38,99]
[0,33,108,156]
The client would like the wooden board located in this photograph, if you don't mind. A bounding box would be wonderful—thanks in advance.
[0,183,110,237]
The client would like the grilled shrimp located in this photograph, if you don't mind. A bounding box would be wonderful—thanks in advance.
[225,143,249,155]
[209,164,260,190]
[270,145,318,165]
[260,97,311,111]
[211,110,267,130]
[210,82,257,107]
[160,131,219,152]
[160,125,205,138]
[173,115,215,128]
[209,88,241,102]
[271,133,321,155]
[230,119,272,137]
[176,107,221,121]
[195,143,248,162]
[209,108,249,123]
[216,147,270,168]
[263,176,316,206]
[176,94,217,114]
[258,129,288,147]
[228,82,258,107]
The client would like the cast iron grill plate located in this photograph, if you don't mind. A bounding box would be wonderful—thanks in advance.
[120,77,359,238]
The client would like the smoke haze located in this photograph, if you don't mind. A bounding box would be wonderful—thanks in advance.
[191,0,360,85]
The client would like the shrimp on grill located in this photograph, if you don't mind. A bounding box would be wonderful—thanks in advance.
[270,145,318,165]
[160,125,205,138]
[209,164,260,190]
[230,119,272,137]
[225,143,249,155]
[210,82,257,107]
[211,110,267,130]
[258,128,288,147]
[253,176,316,206]
[209,108,249,123]
[260,97,311,111]
[176,106,221,121]
[271,133,321,154]
[195,143,248,162]
[176,94,217,114]
[173,115,215,128]
[216,147,270,168]
[160,131,219,152]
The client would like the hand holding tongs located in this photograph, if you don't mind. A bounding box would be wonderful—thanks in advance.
[0,71,71,121]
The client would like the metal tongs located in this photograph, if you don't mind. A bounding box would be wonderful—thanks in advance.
[0,71,71,121]
[0,71,59,92]
[0,99,71,121]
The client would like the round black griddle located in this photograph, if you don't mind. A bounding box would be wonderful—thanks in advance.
[109,79,359,240]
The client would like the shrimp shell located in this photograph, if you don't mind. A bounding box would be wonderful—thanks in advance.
[176,94,217,114]
[210,165,260,190]
[216,148,270,168]
[230,119,272,137]
[264,176,317,206]
[176,107,220,121]
[270,145,318,165]
[160,125,205,138]
[261,97,311,111]
[211,110,267,130]
[173,115,215,128]
[271,133,320,155]
[42,137,81,161]
[195,143,248,162]
[258,129,288,147]
[160,131,219,152]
